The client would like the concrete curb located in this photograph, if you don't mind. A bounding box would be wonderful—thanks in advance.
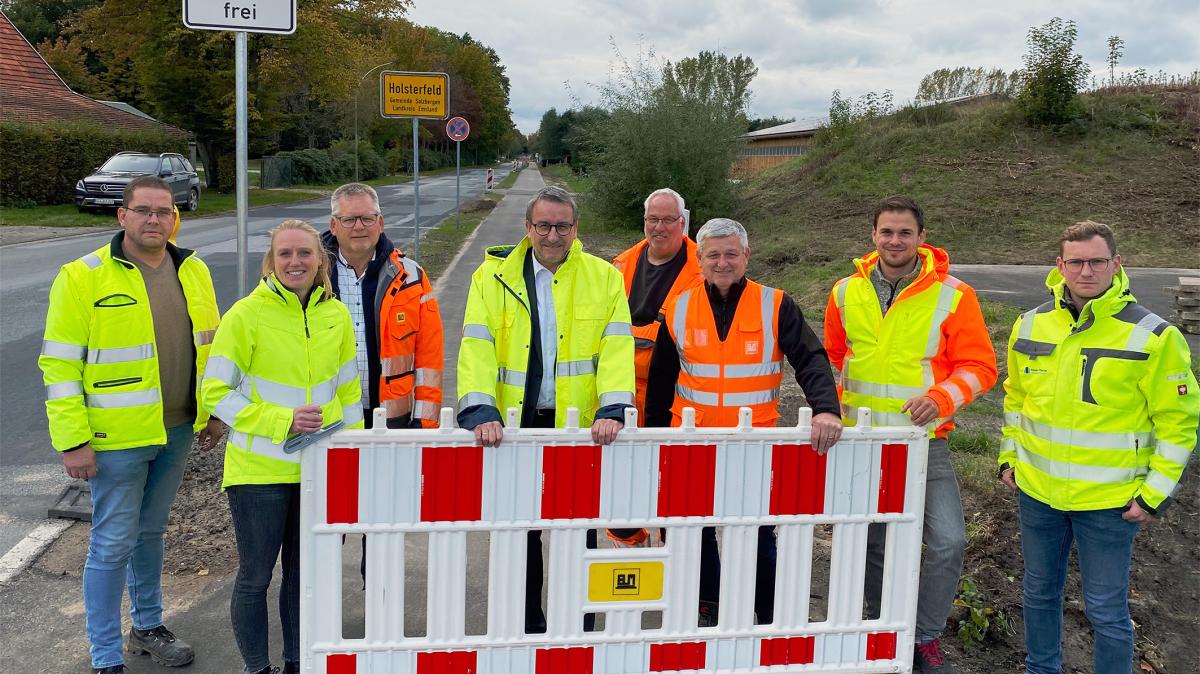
[0,519,73,585]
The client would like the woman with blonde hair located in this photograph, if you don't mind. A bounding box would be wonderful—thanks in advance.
[202,219,362,674]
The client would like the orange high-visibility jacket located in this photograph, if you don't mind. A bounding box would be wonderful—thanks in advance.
[378,250,443,427]
[823,245,997,438]
[661,280,785,428]
[613,237,702,417]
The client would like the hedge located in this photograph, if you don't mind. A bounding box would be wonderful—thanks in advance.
[0,121,185,206]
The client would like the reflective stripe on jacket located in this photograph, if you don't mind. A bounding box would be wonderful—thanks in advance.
[1000,267,1198,513]
[457,237,634,428]
[662,280,785,428]
[613,237,702,417]
[823,244,997,438]
[40,234,220,451]
[202,275,363,487]
[377,251,444,427]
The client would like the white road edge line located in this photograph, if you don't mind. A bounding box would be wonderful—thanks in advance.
[0,518,74,585]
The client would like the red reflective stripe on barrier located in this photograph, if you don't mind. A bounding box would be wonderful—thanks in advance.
[417,650,477,673]
[649,641,707,670]
[421,445,483,522]
[541,445,602,519]
[657,444,716,517]
[769,444,826,515]
[878,443,908,513]
[326,447,360,524]
[866,632,898,660]
[327,653,356,673]
[535,646,593,673]
[759,636,814,666]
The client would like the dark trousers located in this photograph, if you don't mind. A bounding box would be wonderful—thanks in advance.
[524,408,597,632]
[698,525,778,623]
[227,483,301,672]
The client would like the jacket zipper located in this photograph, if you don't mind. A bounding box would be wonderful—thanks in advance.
[494,273,530,314]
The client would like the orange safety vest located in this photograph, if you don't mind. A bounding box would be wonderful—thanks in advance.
[662,280,785,428]
[613,237,702,417]
[377,250,444,428]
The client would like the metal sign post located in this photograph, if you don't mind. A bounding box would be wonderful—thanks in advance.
[182,0,296,297]
[380,71,449,262]
[445,116,470,231]
[235,32,248,296]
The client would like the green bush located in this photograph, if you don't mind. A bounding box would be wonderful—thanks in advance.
[277,148,338,184]
[0,121,184,206]
[1017,17,1090,125]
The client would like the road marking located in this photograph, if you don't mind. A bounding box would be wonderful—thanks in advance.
[0,518,73,585]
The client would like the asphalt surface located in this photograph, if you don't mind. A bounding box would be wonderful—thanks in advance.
[0,166,510,563]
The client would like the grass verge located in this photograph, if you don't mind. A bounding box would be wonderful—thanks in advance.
[418,193,502,283]
[541,163,593,194]
[495,166,523,189]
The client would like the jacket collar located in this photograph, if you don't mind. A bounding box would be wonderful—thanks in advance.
[261,273,328,310]
[491,237,584,281]
[321,229,396,275]
[852,244,948,295]
[108,231,194,270]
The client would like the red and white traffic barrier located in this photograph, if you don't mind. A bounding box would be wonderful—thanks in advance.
[300,406,929,673]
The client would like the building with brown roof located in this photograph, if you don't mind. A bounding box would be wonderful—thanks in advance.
[0,12,187,138]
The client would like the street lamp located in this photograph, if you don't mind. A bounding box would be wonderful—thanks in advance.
[354,60,394,182]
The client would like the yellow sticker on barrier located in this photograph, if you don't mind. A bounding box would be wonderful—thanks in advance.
[587,561,664,602]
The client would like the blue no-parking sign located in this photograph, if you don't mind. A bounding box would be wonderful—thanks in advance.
[446,116,470,142]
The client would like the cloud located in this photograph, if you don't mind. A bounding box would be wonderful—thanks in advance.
[406,0,1198,134]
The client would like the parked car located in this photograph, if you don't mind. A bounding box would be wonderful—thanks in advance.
[75,151,201,212]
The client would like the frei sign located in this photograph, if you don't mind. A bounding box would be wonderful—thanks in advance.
[182,0,297,34]
[380,71,450,119]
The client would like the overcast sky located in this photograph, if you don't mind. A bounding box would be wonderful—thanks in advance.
[405,0,1199,134]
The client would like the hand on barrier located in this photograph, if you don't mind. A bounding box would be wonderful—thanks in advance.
[900,394,940,426]
[197,417,225,451]
[474,420,504,447]
[291,404,324,434]
[1000,467,1017,491]
[62,443,97,480]
[590,418,623,445]
[810,412,843,455]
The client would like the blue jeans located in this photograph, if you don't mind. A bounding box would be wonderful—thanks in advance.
[84,423,193,668]
[864,437,965,643]
[227,483,301,672]
[1019,490,1139,674]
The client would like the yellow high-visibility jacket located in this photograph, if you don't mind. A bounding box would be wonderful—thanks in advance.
[40,234,219,451]
[457,238,635,428]
[1000,268,1198,513]
[202,275,362,488]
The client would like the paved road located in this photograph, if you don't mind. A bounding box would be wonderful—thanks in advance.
[0,166,510,561]
[951,263,1200,350]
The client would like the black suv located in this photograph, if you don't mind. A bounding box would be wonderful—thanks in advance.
[75,152,201,212]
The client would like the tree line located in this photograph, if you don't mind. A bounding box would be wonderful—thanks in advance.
[6,0,523,190]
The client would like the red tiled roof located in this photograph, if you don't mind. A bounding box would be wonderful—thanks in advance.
[0,12,187,137]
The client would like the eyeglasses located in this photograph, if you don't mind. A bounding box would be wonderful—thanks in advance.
[127,207,174,220]
[1062,257,1113,273]
[644,215,681,227]
[530,221,574,236]
[335,214,380,228]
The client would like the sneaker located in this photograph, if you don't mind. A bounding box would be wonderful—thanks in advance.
[913,638,956,674]
[93,666,125,674]
[127,625,195,667]
[697,600,719,627]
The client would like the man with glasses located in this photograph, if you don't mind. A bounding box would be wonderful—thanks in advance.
[999,221,1197,674]
[40,175,223,673]
[823,195,997,674]
[323,183,443,431]
[457,185,635,633]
